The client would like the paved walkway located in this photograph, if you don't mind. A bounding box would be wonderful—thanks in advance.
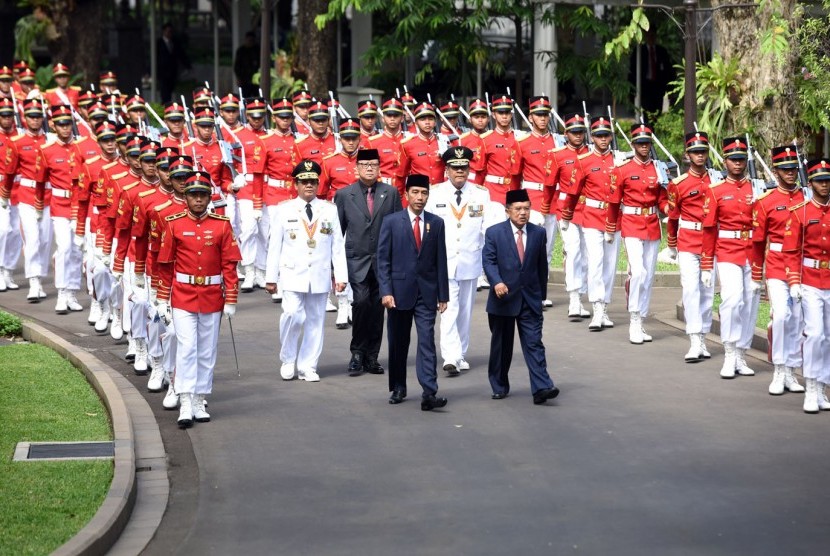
[2,274,829,555]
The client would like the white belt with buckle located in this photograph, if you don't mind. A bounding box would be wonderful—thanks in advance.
[267,178,287,188]
[51,188,71,198]
[522,180,544,191]
[19,178,37,188]
[175,272,222,285]
[584,197,607,209]
[679,218,702,231]
[468,171,477,180]
[718,229,752,239]
[768,242,783,252]
[803,257,830,269]
[485,175,510,185]
[245,174,255,182]
[558,192,567,201]
[622,205,657,216]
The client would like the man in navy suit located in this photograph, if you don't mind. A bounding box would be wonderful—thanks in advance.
[483,189,560,404]
[377,174,450,410]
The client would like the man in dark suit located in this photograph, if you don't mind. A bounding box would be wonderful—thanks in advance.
[483,189,560,404]
[334,148,403,376]
[377,174,450,410]
[157,23,191,103]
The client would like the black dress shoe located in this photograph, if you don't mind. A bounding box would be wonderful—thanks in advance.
[421,395,448,411]
[491,392,508,400]
[443,363,459,376]
[389,389,406,404]
[347,353,364,376]
[364,359,385,374]
[533,386,560,405]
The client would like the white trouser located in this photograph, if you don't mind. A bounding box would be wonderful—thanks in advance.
[225,194,240,237]
[440,277,477,363]
[147,312,163,358]
[52,216,83,291]
[161,319,177,375]
[280,290,328,372]
[767,278,803,367]
[716,262,759,350]
[261,203,275,268]
[19,203,52,278]
[801,285,830,382]
[129,284,149,340]
[678,251,714,335]
[562,222,587,294]
[0,204,22,270]
[584,227,619,304]
[544,214,558,264]
[624,237,659,315]
[237,198,266,268]
[84,218,95,293]
[172,308,221,395]
[121,260,134,333]
[90,260,116,307]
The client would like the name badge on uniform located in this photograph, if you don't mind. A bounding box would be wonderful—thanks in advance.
[417,152,426,157]
[631,176,640,180]
[436,203,447,208]
[288,219,298,222]
[531,150,540,155]
[689,190,699,196]
[775,205,786,211]
[809,219,820,224]
[565,160,574,165]
[591,167,600,172]
[183,231,195,236]
[723,195,734,200]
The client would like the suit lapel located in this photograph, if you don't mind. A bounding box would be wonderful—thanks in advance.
[371,184,390,222]
[350,184,371,219]
[404,210,419,255]
[506,221,523,267]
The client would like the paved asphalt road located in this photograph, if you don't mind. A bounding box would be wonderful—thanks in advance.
[2,272,829,555]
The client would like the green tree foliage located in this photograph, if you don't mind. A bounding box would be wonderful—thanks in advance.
[796,0,830,132]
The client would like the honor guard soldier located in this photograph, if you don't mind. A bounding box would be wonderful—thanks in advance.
[218,94,242,130]
[480,95,519,202]
[293,101,337,164]
[156,171,242,428]
[459,98,489,185]
[547,112,590,317]
[398,102,447,186]
[44,63,80,108]
[426,146,490,374]
[185,106,233,214]
[606,123,670,344]
[751,145,806,379]
[561,116,619,330]
[17,67,37,100]
[265,160,348,381]
[7,98,50,301]
[783,159,830,412]
[99,71,120,95]
[319,118,360,201]
[666,132,715,362]
[192,87,213,109]
[75,90,98,138]
[124,95,148,127]
[292,89,314,133]
[438,100,461,137]
[161,101,190,148]
[400,91,417,131]
[0,97,22,291]
[8,61,26,98]
[368,97,406,195]
[0,66,14,103]
[357,99,380,146]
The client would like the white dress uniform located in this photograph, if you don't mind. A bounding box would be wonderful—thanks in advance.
[265,197,348,380]
[426,180,490,369]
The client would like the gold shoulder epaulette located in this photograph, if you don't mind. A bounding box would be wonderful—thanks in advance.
[165,211,187,222]
[11,134,24,142]
[476,184,489,191]
[85,155,101,165]
[368,133,383,142]
[577,151,592,161]
[103,160,119,170]
[295,134,309,144]
[790,200,808,211]
[480,130,494,139]
[709,179,725,189]
[400,134,416,144]
[70,85,81,91]
[153,199,172,212]
[551,145,567,153]
[322,152,339,161]
[112,171,128,179]
[181,138,195,148]
[208,212,230,221]
[122,181,140,191]
[757,189,775,200]
[138,189,156,198]
[672,173,689,184]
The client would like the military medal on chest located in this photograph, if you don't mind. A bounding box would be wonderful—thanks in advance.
[302,218,319,249]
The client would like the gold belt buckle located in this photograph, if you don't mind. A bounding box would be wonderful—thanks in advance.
[821,260,829,269]
[194,275,205,285]
[740,230,749,239]
[578,195,586,204]
[503,177,511,185]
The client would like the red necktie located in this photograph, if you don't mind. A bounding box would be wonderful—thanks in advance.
[516,229,524,263]
[367,187,374,214]
[414,216,422,252]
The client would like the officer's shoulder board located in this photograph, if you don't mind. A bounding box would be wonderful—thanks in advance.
[577,151,592,161]
[208,212,230,221]
[756,189,775,201]
[45,87,56,94]
[122,181,140,191]
[709,179,725,189]
[613,158,632,168]
[322,152,339,161]
[85,155,100,165]
[476,184,489,192]
[112,171,128,180]
[11,134,24,142]
[103,160,120,170]
[295,134,310,145]
[671,173,689,185]
[551,145,568,154]
[400,134,417,145]
[789,200,808,212]
[367,133,383,143]
[480,130,494,139]
[181,138,196,148]
[165,211,187,222]
[516,132,531,143]
[70,85,81,91]
[153,199,172,212]
[138,189,156,198]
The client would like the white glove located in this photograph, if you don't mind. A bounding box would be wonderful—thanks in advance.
[560,219,570,232]
[157,301,172,325]
[701,270,713,289]
[36,209,43,221]
[668,246,678,259]
[112,270,123,281]
[101,253,112,267]
[790,284,802,302]
[133,273,146,288]
[223,303,236,318]
[604,232,614,244]
[231,174,246,192]
[749,280,763,295]
[253,209,262,221]
[73,234,85,248]
[0,197,8,209]
[69,218,78,231]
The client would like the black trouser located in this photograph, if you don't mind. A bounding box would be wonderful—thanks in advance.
[350,270,384,360]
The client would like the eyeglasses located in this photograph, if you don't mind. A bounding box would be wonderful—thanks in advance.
[357,162,379,168]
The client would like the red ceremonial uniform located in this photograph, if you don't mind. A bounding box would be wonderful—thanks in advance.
[156,211,241,313]
[44,86,80,109]
[359,129,378,149]
[459,130,486,185]
[783,199,830,289]
[606,157,669,240]
[319,150,358,201]
[751,186,805,282]
[262,129,296,206]
[398,133,445,185]
[113,177,153,272]
[93,160,131,252]
[161,132,190,150]
[293,132,337,165]
[8,131,48,210]
[368,130,404,192]
[36,138,85,219]
[0,127,18,205]
[132,186,172,278]
[515,131,555,212]
[700,177,755,271]
[544,144,587,217]
[183,138,231,212]
[480,128,519,202]
[666,170,711,254]
[230,125,266,209]
[562,148,614,230]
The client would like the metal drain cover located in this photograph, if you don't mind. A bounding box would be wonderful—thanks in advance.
[14,441,114,461]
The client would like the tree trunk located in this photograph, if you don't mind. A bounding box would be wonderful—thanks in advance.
[295,0,336,95]
[46,0,106,86]
[713,0,801,150]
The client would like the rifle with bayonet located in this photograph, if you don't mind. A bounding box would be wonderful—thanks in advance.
[210,95,242,180]
[642,117,679,186]
[692,122,724,183]
[607,106,633,165]
[181,95,195,138]
[238,87,247,125]
[745,133,774,197]
[582,101,593,148]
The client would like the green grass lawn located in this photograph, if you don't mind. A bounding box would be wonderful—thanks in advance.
[0,343,113,556]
